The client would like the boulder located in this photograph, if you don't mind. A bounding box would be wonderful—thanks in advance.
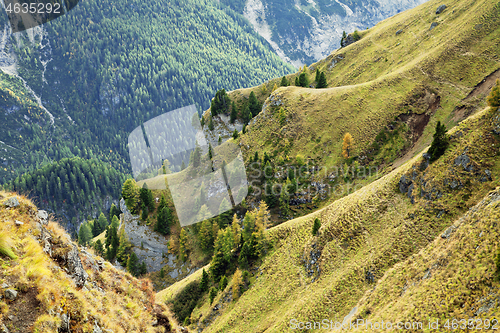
[341,34,355,48]
[14,220,23,226]
[436,5,447,14]
[399,175,412,194]
[396,29,403,35]
[429,22,438,31]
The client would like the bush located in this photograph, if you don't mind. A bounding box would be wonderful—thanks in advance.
[352,30,361,41]
[171,281,202,323]
[487,79,500,109]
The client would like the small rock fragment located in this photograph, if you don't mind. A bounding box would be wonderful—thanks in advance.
[4,289,18,300]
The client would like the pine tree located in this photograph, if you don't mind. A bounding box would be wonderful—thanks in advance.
[156,206,172,235]
[316,72,327,88]
[342,133,353,159]
[232,129,239,140]
[94,239,104,256]
[487,79,500,109]
[238,241,250,269]
[280,76,289,87]
[122,179,140,213]
[248,91,260,117]
[199,218,214,251]
[191,143,202,167]
[141,203,148,221]
[78,223,92,245]
[208,116,215,131]
[230,101,238,124]
[105,225,119,261]
[428,121,449,162]
[126,251,139,277]
[200,269,209,292]
[181,161,186,170]
[110,203,120,220]
[295,77,299,86]
[116,229,133,265]
[315,68,320,82]
[209,287,217,305]
[219,275,228,290]
[312,218,321,235]
[208,143,213,160]
[254,151,259,163]
[139,262,147,276]
[97,212,108,232]
[299,73,309,87]
[218,136,222,145]
[160,267,165,279]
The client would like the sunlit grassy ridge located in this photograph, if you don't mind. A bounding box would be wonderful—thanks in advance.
[0,192,172,332]
[180,104,499,332]
[221,0,500,169]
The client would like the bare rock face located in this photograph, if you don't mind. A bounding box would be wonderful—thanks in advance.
[66,245,89,288]
[436,5,447,14]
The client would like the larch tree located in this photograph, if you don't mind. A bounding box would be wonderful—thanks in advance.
[342,133,354,159]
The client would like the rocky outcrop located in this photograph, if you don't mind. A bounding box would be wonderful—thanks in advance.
[436,5,447,14]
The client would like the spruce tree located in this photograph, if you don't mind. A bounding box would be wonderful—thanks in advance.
[295,77,300,86]
[127,251,139,277]
[312,218,321,235]
[141,203,148,221]
[179,228,188,262]
[428,121,449,162]
[219,275,228,290]
[316,72,327,88]
[230,101,238,123]
[94,239,104,256]
[299,73,309,87]
[280,76,289,87]
[232,129,239,140]
[208,116,215,131]
[315,68,320,82]
[242,104,251,124]
[110,203,120,220]
[139,262,147,276]
[209,287,217,305]
[248,91,260,117]
[78,223,92,245]
[200,269,209,292]
[156,206,172,235]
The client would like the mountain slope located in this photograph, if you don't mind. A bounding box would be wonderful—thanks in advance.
[161,93,500,333]
[228,0,500,171]
[0,192,174,332]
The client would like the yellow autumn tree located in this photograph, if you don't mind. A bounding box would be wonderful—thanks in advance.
[232,268,243,300]
[272,83,279,92]
[342,133,353,158]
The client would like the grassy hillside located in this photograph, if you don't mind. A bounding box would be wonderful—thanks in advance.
[0,191,175,332]
[163,97,500,332]
[223,0,500,171]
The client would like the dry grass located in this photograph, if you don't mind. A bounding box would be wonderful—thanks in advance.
[0,191,170,332]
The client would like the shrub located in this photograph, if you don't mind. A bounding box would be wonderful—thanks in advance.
[487,79,500,109]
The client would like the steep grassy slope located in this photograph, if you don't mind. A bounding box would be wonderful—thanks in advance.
[225,0,500,171]
[162,98,500,331]
[349,186,500,331]
[0,192,174,332]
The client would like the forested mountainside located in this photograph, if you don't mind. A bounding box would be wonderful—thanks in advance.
[0,0,294,228]
[222,0,427,65]
[0,0,293,184]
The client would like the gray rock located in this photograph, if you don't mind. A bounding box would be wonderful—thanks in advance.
[441,225,456,239]
[66,246,89,288]
[420,153,430,170]
[423,269,431,279]
[3,197,19,208]
[480,169,492,182]
[0,323,9,333]
[341,34,356,48]
[436,5,447,14]
[14,220,23,226]
[399,175,413,194]
[93,322,103,333]
[449,179,463,190]
[475,299,496,316]
[60,313,70,332]
[454,151,473,171]
[429,22,438,31]
[1,283,9,288]
[37,210,49,225]
[396,29,403,35]
[4,289,17,300]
